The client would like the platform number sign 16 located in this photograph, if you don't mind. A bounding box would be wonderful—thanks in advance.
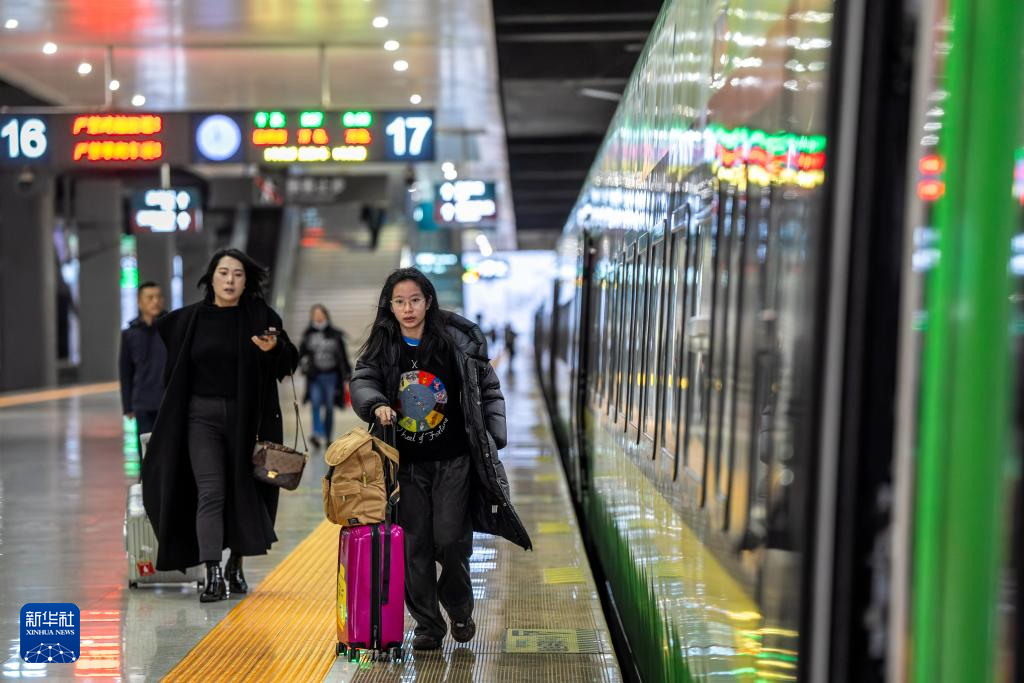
[383,113,434,161]
[0,117,49,163]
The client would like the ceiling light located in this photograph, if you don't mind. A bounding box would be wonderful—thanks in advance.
[42,42,57,55]
[372,16,389,28]
[393,60,409,72]
[108,79,121,91]
[443,168,458,181]
[131,94,146,107]
[5,19,18,29]
[475,234,493,257]
[384,40,400,51]
[77,62,93,76]
[409,93,422,105]
[441,161,455,173]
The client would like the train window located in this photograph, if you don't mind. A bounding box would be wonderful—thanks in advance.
[720,181,756,532]
[681,201,713,502]
[709,185,742,518]
[606,258,620,416]
[643,238,665,442]
[705,184,739,511]
[589,256,606,406]
[663,214,688,476]
[617,247,636,425]
[628,237,650,431]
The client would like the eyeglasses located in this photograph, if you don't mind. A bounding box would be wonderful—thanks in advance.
[390,297,427,309]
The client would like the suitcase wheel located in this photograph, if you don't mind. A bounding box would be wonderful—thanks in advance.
[347,647,359,663]
[389,646,403,663]
[335,642,346,657]
[129,580,138,589]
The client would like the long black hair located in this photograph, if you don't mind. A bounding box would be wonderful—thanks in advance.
[197,248,269,303]
[359,268,451,365]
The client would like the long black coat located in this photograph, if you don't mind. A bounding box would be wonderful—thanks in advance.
[142,298,299,571]
[349,311,532,551]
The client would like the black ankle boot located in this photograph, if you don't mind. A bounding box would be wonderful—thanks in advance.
[200,563,228,603]
[225,554,248,595]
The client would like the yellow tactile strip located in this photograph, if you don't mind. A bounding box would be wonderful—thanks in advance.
[164,519,338,683]
[0,381,118,408]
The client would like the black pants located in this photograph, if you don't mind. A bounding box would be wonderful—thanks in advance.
[398,455,474,638]
[135,410,158,456]
[187,395,237,563]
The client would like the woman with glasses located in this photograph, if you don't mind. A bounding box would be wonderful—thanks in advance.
[349,268,532,651]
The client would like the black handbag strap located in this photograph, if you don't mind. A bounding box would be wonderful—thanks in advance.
[256,373,308,453]
[288,374,308,453]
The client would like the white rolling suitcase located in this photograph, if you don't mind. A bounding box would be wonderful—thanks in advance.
[125,432,204,589]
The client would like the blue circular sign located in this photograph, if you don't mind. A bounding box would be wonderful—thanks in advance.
[195,115,241,162]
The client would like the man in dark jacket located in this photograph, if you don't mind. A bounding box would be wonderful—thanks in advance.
[119,281,167,444]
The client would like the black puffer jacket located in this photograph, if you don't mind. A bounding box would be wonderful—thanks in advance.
[350,311,532,550]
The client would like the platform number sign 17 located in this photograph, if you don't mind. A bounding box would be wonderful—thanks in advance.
[383,113,434,161]
[0,117,49,163]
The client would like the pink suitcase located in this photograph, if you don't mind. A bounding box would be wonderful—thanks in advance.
[336,522,406,661]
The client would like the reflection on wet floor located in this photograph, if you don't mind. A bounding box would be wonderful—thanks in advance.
[0,356,621,681]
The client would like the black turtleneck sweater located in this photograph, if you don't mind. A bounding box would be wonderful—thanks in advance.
[190,303,240,397]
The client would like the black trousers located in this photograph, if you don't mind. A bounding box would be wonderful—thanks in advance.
[187,395,237,563]
[135,409,158,456]
[398,455,474,638]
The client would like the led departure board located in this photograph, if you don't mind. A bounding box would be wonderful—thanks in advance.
[70,115,165,163]
[242,110,435,165]
[4,109,434,168]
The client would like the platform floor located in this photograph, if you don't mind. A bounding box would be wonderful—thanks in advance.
[0,354,621,682]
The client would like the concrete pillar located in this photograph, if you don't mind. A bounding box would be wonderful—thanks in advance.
[75,178,123,383]
[175,229,215,307]
[0,171,57,391]
[136,233,174,297]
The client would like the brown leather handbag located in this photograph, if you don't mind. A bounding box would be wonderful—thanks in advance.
[252,375,309,491]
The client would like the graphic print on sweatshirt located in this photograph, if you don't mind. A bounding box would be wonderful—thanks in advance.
[397,370,450,443]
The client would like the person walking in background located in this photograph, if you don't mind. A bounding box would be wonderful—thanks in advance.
[350,268,531,651]
[503,324,518,367]
[298,304,352,448]
[119,281,167,445]
[142,248,298,603]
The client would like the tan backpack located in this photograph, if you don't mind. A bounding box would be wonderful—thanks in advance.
[322,426,399,527]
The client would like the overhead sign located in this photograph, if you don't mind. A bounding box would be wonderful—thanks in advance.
[248,110,435,165]
[434,181,497,225]
[129,188,201,233]
[0,115,50,165]
[70,115,164,163]
[284,174,390,204]
[1,110,434,168]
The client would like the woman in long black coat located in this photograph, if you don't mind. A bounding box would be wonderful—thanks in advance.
[142,248,298,602]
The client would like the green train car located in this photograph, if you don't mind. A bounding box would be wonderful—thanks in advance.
[533,0,1023,680]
